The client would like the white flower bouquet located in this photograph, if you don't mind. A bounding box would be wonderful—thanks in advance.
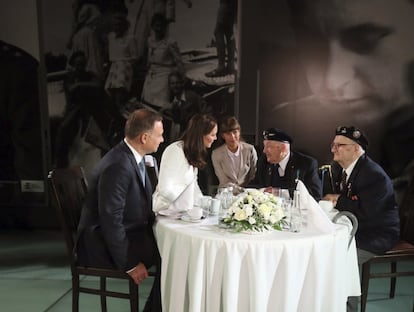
[222,189,286,232]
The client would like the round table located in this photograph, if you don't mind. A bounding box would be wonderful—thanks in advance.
[154,214,360,312]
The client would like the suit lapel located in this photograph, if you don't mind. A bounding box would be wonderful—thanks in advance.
[334,155,366,193]
[285,153,299,189]
[347,156,365,187]
[144,173,153,197]
[121,141,151,200]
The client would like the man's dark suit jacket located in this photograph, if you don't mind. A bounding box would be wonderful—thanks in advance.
[76,141,157,271]
[257,151,322,201]
[335,155,400,255]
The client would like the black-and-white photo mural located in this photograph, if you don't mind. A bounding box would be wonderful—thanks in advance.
[41,0,238,175]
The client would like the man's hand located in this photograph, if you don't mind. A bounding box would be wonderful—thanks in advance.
[322,194,340,208]
[127,262,149,285]
[263,186,272,193]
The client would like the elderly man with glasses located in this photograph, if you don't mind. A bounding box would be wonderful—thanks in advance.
[323,126,400,312]
[256,128,322,201]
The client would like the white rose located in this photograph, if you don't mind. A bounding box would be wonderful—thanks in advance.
[271,208,284,222]
[244,204,253,216]
[248,216,256,224]
[234,209,248,221]
[258,203,272,216]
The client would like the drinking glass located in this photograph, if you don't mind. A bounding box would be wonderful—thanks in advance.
[282,199,293,230]
[279,189,291,201]
[200,196,212,216]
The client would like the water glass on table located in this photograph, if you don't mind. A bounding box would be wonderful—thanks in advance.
[272,187,291,199]
[282,199,293,230]
[210,198,221,215]
[200,196,212,216]
[290,210,302,232]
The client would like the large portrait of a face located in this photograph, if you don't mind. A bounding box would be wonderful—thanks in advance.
[41,0,239,173]
[259,0,414,178]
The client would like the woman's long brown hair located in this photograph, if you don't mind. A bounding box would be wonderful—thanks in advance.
[181,114,217,169]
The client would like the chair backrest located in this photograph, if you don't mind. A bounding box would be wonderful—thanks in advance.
[319,164,335,195]
[333,211,358,249]
[48,166,88,265]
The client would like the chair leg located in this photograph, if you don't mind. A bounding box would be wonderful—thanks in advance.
[361,262,371,312]
[72,273,80,312]
[100,277,107,312]
[129,279,139,312]
[390,262,397,298]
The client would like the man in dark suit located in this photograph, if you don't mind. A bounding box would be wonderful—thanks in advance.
[323,126,400,312]
[257,128,322,201]
[76,109,164,311]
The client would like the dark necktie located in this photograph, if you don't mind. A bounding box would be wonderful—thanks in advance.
[139,159,146,186]
[340,170,347,192]
[271,163,281,187]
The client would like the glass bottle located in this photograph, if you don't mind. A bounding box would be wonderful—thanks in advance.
[290,190,302,232]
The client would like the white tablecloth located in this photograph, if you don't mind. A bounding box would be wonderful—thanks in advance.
[154,215,360,312]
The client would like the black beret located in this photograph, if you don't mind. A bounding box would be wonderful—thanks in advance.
[262,128,293,144]
[335,126,368,149]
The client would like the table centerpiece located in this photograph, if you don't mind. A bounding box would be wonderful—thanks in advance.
[221,189,286,233]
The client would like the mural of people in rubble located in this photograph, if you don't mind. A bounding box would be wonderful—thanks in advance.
[41,0,239,174]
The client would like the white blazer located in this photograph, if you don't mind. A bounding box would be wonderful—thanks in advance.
[153,141,203,212]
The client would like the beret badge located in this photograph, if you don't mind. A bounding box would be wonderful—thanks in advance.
[353,130,361,139]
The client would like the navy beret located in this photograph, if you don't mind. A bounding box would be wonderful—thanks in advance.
[262,128,293,144]
[335,126,368,149]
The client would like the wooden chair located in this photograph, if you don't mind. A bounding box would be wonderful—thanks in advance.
[48,166,141,312]
[319,164,335,196]
[360,174,414,312]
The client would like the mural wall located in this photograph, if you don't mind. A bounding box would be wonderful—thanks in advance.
[41,0,238,175]
[257,0,414,185]
[2,0,412,215]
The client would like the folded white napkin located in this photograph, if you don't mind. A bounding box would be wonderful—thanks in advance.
[154,182,194,213]
[296,180,335,234]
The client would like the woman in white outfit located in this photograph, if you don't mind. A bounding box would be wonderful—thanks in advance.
[153,114,217,212]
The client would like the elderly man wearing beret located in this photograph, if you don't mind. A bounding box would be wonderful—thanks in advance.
[323,126,400,312]
[256,128,322,201]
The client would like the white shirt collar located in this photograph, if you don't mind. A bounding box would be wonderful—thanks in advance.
[226,144,240,157]
[278,152,290,171]
[124,138,144,166]
[344,153,364,181]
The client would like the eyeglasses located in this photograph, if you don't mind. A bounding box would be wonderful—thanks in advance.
[331,143,355,150]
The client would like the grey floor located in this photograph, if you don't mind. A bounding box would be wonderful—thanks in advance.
[0,229,413,312]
